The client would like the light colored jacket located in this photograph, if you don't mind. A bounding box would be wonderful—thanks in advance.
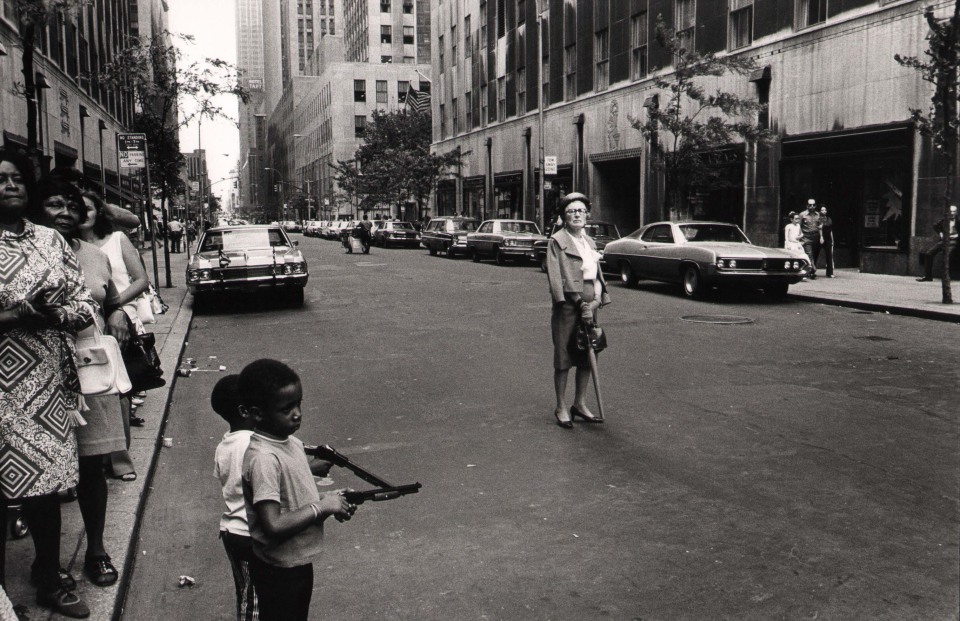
[546,228,612,306]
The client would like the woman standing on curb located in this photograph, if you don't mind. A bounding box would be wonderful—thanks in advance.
[545,192,611,429]
[0,150,96,619]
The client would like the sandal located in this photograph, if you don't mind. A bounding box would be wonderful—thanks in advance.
[30,565,77,591]
[84,554,119,587]
[36,588,90,618]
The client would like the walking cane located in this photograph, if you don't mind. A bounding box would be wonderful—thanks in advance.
[585,322,605,420]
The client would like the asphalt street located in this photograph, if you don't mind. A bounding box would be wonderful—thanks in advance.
[122,236,959,621]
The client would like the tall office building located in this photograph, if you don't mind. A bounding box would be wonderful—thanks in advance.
[236,0,266,212]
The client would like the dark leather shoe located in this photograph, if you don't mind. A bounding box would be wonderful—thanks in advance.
[571,405,603,423]
[554,409,573,429]
[917,277,933,282]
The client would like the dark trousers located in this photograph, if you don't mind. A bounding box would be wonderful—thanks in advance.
[0,493,62,590]
[814,239,834,276]
[221,532,258,621]
[924,239,957,279]
[802,239,820,276]
[248,555,313,621]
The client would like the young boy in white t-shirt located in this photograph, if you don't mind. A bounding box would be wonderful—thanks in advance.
[212,374,258,621]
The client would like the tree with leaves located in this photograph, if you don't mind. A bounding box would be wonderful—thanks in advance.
[99,31,247,284]
[629,16,770,221]
[896,2,960,304]
[331,109,459,219]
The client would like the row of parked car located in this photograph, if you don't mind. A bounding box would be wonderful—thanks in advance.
[295,214,811,299]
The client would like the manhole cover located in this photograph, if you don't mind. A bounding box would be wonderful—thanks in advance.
[854,335,894,342]
[681,315,754,325]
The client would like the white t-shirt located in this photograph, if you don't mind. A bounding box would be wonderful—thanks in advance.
[214,429,254,536]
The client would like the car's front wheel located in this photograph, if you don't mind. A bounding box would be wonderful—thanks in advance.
[495,247,508,266]
[620,262,638,287]
[428,245,437,256]
[765,282,789,299]
[682,265,702,298]
[446,244,457,259]
[470,247,480,262]
[287,287,305,308]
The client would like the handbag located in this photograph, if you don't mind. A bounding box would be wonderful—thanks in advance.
[76,323,132,396]
[135,292,156,324]
[148,284,168,315]
[121,329,166,392]
[572,320,608,354]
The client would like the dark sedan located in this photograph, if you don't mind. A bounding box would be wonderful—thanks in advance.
[373,221,421,248]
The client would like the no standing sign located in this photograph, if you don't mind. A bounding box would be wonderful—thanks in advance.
[117,133,147,169]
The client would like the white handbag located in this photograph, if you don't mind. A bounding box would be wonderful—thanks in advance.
[135,292,156,324]
[75,323,132,396]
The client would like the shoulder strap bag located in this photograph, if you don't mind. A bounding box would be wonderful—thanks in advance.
[76,321,132,396]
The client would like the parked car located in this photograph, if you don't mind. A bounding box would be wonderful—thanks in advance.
[420,216,480,257]
[186,224,308,309]
[279,220,302,233]
[602,221,808,298]
[533,221,621,272]
[323,221,347,240]
[303,220,324,237]
[372,221,421,248]
[465,219,546,265]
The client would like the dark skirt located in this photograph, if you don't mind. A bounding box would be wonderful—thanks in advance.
[551,282,597,370]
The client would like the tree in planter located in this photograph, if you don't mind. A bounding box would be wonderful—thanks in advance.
[331,109,460,219]
[99,31,247,284]
[896,3,960,304]
[629,16,770,222]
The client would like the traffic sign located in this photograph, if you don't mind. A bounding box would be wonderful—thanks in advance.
[544,156,557,175]
[117,133,147,169]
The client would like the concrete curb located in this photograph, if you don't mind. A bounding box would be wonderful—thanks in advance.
[787,292,960,323]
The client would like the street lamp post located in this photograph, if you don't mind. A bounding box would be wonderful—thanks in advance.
[265,167,282,222]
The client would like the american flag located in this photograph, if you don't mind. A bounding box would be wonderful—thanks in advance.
[405,83,431,114]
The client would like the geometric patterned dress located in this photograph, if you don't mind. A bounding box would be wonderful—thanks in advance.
[0,221,95,499]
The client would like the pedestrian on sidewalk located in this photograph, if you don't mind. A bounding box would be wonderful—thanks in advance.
[917,204,959,282]
[33,176,131,593]
[800,199,821,279]
[239,359,355,621]
[167,218,184,253]
[0,150,97,619]
[212,374,259,621]
[817,205,835,278]
[545,193,610,428]
[783,212,805,257]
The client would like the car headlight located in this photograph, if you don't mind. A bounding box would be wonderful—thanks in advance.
[729,260,736,269]
[504,239,516,247]
[784,260,791,269]
[794,261,801,270]
[187,269,211,282]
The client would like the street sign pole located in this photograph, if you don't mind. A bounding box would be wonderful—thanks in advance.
[117,133,165,286]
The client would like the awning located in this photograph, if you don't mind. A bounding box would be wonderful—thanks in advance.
[589,147,643,163]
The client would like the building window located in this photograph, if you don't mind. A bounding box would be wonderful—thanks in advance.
[382,56,394,63]
[518,0,525,24]
[452,97,459,135]
[403,55,414,63]
[497,77,506,120]
[399,80,409,102]
[631,11,648,80]
[676,0,695,52]
[729,2,753,49]
[403,25,415,44]
[480,84,488,126]
[465,15,472,57]
[480,1,487,46]
[595,29,609,91]
[465,90,473,128]
[439,34,444,72]
[516,68,526,113]
[376,80,388,103]
[354,79,366,102]
[355,115,366,137]
[403,0,413,13]
[380,0,390,11]
[795,0,827,29]
[542,55,550,107]
[451,25,458,65]
[497,0,505,37]
[564,44,577,101]
[440,103,446,138]
[381,25,392,44]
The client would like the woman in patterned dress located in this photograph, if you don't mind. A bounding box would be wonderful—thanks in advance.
[0,149,95,618]
[31,177,131,593]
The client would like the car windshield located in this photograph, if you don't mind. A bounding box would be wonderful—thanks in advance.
[586,223,617,238]
[679,224,748,243]
[390,222,415,231]
[453,220,478,232]
[200,229,288,252]
[500,221,540,234]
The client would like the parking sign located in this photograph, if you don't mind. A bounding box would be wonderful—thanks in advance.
[544,156,557,175]
[117,133,147,169]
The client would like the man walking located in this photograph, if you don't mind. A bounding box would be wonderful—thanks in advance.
[917,204,959,281]
[800,199,821,279]
[167,218,184,253]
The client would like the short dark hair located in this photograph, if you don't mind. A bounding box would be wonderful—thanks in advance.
[81,190,115,238]
[238,359,301,410]
[211,374,242,423]
[28,175,86,226]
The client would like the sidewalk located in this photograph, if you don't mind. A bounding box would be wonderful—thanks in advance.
[788,268,960,322]
[5,244,192,621]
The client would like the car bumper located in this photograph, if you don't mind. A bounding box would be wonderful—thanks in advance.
[384,238,421,246]
[188,273,308,294]
[704,267,805,286]
[501,247,537,259]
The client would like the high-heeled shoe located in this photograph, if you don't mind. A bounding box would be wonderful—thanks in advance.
[554,409,573,429]
[570,405,603,423]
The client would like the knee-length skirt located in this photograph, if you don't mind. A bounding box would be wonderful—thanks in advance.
[551,282,598,371]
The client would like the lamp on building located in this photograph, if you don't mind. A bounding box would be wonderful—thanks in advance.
[97,119,108,199]
[35,73,50,161]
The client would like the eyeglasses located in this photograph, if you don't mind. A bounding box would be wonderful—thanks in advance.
[565,209,587,215]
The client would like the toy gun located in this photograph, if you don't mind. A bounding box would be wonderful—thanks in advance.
[303,444,422,513]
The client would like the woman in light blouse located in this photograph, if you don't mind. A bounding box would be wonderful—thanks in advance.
[545,193,611,428]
